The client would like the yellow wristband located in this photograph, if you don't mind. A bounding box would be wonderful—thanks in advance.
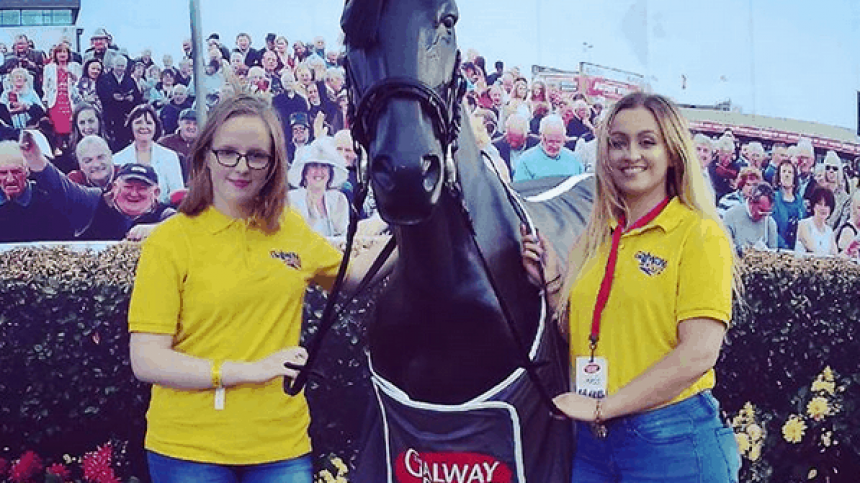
[211,360,223,389]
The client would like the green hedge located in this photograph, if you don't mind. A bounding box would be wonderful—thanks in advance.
[0,246,858,482]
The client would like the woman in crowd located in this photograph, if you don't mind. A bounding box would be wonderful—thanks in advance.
[716,166,762,217]
[128,93,341,483]
[469,112,510,184]
[523,92,739,481]
[51,102,109,176]
[294,64,314,98]
[293,41,308,63]
[72,58,103,111]
[42,43,80,148]
[835,190,860,259]
[795,187,838,256]
[150,68,178,112]
[503,77,531,123]
[274,35,294,72]
[1,68,44,129]
[113,103,184,204]
[287,137,350,238]
[130,61,148,100]
[772,160,806,249]
[819,151,850,227]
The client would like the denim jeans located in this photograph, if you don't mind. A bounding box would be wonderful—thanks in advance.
[572,391,740,483]
[147,452,312,483]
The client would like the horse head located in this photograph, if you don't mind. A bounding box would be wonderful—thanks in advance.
[342,0,465,225]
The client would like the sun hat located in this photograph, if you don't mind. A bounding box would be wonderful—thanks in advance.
[287,138,348,188]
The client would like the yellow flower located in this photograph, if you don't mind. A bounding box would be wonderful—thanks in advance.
[741,402,755,418]
[332,456,348,474]
[748,444,761,462]
[746,423,764,441]
[318,469,335,483]
[806,397,831,421]
[782,416,806,443]
[735,432,751,454]
[811,379,836,395]
[820,366,835,382]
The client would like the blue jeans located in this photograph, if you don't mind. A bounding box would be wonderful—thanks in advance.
[572,391,740,483]
[147,452,312,483]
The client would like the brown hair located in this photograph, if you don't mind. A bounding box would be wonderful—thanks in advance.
[179,94,288,233]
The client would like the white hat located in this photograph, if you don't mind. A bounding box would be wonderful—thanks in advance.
[288,137,349,188]
[823,150,842,168]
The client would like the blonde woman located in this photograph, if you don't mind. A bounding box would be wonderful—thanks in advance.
[523,92,740,481]
[1,68,44,129]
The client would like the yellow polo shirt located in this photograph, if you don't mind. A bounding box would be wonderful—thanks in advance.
[568,198,733,405]
[128,206,341,464]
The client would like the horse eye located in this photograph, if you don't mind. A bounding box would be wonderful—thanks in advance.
[441,15,456,29]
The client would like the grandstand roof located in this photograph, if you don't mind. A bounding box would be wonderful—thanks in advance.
[2,0,79,8]
[682,108,860,156]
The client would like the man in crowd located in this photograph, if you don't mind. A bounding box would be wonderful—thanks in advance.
[21,133,174,241]
[158,85,194,135]
[486,60,504,86]
[158,109,198,182]
[1,35,46,96]
[181,38,194,59]
[97,55,141,149]
[306,82,337,136]
[746,142,767,171]
[693,133,715,199]
[493,114,538,176]
[0,139,73,242]
[176,58,193,87]
[233,32,260,68]
[324,68,345,102]
[794,139,819,208]
[717,166,762,217]
[723,182,779,253]
[513,115,584,182]
[68,135,118,189]
[763,142,789,183]
[273,71,310,145]
[287,112,312,163]
[709,135,740,201]
[83,28,119,68]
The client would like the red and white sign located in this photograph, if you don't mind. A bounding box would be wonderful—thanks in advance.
[395,449,513,483]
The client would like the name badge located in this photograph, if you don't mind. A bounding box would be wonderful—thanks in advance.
[575,357,608,399]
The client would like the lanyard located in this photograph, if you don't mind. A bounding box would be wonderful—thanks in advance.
[589,196,671,359]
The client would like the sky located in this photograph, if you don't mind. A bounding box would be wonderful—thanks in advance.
[44,0,860,131]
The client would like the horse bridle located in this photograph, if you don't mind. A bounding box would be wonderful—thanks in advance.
[344,49,468,195]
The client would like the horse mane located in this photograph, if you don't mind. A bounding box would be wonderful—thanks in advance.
[341,0,385,49]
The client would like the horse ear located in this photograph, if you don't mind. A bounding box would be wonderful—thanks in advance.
[341,0,384,48]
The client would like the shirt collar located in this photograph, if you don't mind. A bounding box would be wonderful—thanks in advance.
[609,196,686,235]
[0,181,34,207]
[200,205,250,234]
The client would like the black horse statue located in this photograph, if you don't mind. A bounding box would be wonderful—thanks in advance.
[341,0,594,480]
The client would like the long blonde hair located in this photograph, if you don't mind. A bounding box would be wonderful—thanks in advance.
[557,92,742,317]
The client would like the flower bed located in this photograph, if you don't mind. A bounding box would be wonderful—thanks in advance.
[1,246,858,482]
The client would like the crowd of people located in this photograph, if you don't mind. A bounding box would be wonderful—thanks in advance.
[4,27,856,260]
[694,133,859,259]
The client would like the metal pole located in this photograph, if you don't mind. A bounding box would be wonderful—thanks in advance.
[190,0,207,127]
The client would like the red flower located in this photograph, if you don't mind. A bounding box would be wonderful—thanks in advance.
[82,443,119,483]
[9,451,43,483]
[47,463,71,481]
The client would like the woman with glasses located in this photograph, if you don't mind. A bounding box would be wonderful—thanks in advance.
[113,104,184,204]
[772,160,806,249]
[127,94,356,483]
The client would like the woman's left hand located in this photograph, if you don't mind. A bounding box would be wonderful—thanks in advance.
[553,392,599,422]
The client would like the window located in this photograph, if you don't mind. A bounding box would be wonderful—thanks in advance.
[51,10,72,25]
[0,10,22,27]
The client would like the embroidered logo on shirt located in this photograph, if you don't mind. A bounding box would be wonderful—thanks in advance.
[271,250,302,269]
[635,251,667,276]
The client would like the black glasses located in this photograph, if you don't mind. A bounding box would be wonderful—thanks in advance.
[211,149,272,170]
[825,165,839,171]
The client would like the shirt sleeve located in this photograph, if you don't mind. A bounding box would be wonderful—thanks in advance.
[676,219,733,325]
[128,219,187,335]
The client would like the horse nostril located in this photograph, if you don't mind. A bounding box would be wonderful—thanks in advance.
[422,155,441,193]
[372,155,395,193]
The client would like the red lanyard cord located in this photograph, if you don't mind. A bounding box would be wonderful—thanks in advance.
[589,197,671,359]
